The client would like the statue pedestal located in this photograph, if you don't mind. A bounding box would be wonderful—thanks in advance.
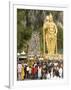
[44,54,63,60]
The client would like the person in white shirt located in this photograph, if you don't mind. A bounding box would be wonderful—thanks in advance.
[26,66,30,79]
[28,66,32,79]
[59,67,63,78]
[50,68,53,79]
[46,71,51,79]
[38,66,42,79]
[17,63,22,80]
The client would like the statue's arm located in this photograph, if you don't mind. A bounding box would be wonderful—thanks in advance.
[55,24,58,35]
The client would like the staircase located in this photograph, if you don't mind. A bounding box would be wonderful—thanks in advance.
[28,31,40,56]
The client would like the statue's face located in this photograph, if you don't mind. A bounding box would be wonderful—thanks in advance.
[49,16,53,22]
[45,16,49,22]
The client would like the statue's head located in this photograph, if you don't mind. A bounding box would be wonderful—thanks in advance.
[49,13,53,22]
[45,15,49,22]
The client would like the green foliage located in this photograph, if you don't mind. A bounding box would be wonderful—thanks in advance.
[17,9,32,53]
[23,28,32,40]
[57,24,63,53]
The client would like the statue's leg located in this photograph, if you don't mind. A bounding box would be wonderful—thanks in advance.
[48,38,52,54]
[51,37,56,54]
[46,34,51,54]
[45,34,48,50]
[47,37,51,54]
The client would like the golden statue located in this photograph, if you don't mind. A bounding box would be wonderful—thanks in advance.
[43,13,58,55]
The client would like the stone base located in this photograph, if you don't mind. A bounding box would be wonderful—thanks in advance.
[44,54,63,60]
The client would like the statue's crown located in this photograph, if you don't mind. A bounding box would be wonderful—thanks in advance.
[49,13,53,18]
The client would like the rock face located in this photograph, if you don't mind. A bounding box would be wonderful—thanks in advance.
[28,31,40,56]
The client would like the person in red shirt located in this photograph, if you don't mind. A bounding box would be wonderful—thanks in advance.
[31,65,35,79]
[31,65,38,79]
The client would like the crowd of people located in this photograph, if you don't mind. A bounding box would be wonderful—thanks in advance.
[17,59,63,80]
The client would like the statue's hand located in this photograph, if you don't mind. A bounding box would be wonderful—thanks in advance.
[54,33,57,36]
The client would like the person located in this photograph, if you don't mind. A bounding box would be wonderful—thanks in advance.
[28,66,32,79]
[43,13,58,55]
[50,68,53,79]
[59,66,63,78]
[42,64,47,79]
[17,63,22,80]
[26,65,30,79]
[46,70,51,79]
[31,65,35,79]
[34,65,38,79]
[46,72,50,79]
[38,66,42,79]
[53,70,60,79]
[21,64,25,80]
